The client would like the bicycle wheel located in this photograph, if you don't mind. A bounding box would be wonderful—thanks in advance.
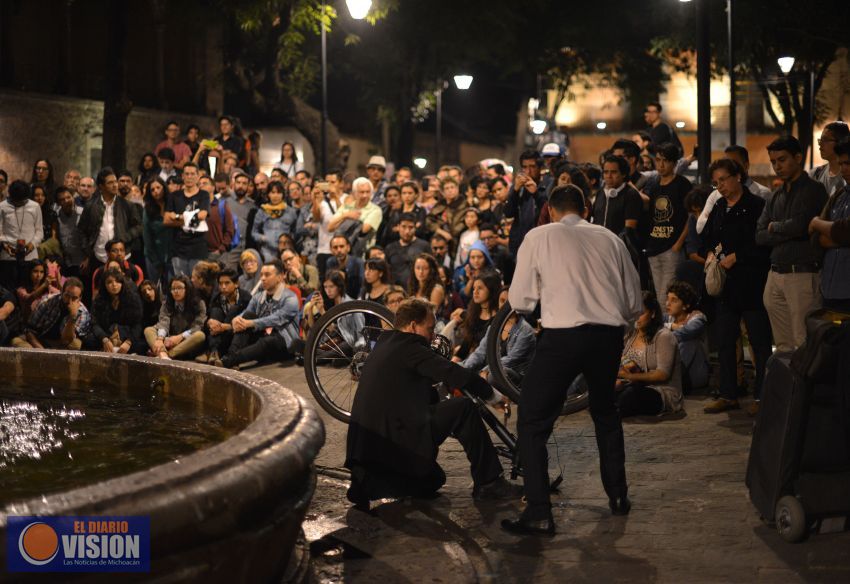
[486,301,589,415]
[304,300,395,423]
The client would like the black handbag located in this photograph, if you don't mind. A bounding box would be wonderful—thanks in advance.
[790,309,850,383]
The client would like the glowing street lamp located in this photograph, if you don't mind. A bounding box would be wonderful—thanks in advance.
[453,75,473,90]
[596,121,607,130]
[345,0,372,20]
[675,121,686,129]
[530,119,548,135]
[777,56,795,74]
[413,157,427,169]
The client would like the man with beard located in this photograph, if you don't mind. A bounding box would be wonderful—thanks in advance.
[55,187,85,278]
[117,169,144,260]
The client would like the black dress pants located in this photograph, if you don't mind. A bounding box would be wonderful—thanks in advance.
[430,397,502,488]
[518,325,626,520]
[223,330,288,367]
[715,299,772,401]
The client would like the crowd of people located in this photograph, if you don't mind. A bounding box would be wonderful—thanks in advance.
[1,108,849,413]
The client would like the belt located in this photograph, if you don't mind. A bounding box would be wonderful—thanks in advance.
[770,263,820,274]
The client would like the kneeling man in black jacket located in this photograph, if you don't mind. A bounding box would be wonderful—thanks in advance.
[345,297,520,509]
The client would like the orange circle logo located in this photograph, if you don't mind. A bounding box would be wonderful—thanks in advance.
[18,522,59,565]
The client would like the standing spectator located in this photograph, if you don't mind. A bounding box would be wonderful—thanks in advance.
[157,148,177,182]
[56,187,86,277]
[77,176,96,207]
[77,168,143,296]
[426,178,469,252]
[311,171,345,278]
[454,208,481,268]
[616,292,683,418]
[30,159,56,194]
[202,269,251,367]
[479,223,514,284]
[365,155,388,204]
[611,139,648,190]
[384,213,431,287]
[221,259,300,369]
[154,121,193,169]
[756,136,829,353]
[810,121,849,197]
[592,155,642,234]
[12,277,92,350]
[31,184,59,259]
[644,143,692,307]
[503,150,546,256]
[136,153,160,186]
[91,268,145,355]
[204,181,235,264]
[16,260,59,322]
[0,282,19,345]
[275,141,304,178]
[116,170,144,261]
[399,181,429,238]
[185,124,201,158]
[703,159,773,415]
[325,235,365,299]
[429,234,452,270]
[164,162,210,276]
[142,178,172,289]
[328,177,384,255]
[810,137,850,312]
[0,181,43,289]
[252,181,297,262]
[376,185,403,246]
[644,101,683,156]
[214,116,245,160]
[675,186,711,295]
[144,274,207,360]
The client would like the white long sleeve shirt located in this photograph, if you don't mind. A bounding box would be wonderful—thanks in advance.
[0,199,43,261]
[509,214,642,329]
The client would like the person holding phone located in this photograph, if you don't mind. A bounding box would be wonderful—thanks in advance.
[503,150,547,255]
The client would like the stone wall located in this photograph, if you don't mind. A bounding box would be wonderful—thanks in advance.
[0,90,217,183]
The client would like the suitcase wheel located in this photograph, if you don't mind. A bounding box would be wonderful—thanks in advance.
[776,495,807,543]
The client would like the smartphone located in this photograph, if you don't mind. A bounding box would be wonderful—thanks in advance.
[316,181,330,192]
[422,177,430,191]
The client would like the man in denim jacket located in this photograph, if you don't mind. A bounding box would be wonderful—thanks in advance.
[221,259,299,369]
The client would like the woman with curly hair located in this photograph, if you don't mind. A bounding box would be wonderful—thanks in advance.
[665,280,709,392]
[91,268,145,354]
[407,253,445,307]
[144,274,206,360]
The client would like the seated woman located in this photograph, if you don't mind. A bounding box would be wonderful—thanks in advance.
[407,253,445,308]
[665,280,709,392]
[360,258,391,305]
[16,260,59,322]
[616,292,683,418]
[138,279,162,328]
[302,270,363,354]
[461,286,535,391]
[91,268,146,354]
[251,180,298,262]
[383,285,407,314]
[452,241,494,305]
[238,249,262,294]
[191,260,220,308]
[144,275,207,360]
[447,270,501,362]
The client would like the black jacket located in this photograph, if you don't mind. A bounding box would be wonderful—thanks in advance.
[77,195,143,260]
[91,287,143,344]
[208,288,252,324]
[345,330,493,498]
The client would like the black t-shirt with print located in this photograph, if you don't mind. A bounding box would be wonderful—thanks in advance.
[644,175,691,257]
[167,189,211,259]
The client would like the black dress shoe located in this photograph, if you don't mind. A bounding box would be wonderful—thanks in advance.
[609,495,631,516]
[500,516,555,536]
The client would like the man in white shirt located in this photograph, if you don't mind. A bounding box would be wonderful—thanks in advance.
[501,185,642,536]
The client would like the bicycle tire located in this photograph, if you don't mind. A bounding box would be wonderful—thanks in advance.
[303,300,395,423]
[486,301,589,415]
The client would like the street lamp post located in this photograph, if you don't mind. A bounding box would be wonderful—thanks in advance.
[320,0,372,177]
[696,0,711,183]
[727,0,736,145]
[777,56,816,169]
[435,75,473,171]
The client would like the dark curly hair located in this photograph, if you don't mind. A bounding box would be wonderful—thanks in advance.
[640,291,665,340]
[666,280,699,312]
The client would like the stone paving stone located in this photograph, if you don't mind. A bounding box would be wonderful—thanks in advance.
[251,363,850,583]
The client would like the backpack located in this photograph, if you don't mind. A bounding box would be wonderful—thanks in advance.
[218,198,240,250]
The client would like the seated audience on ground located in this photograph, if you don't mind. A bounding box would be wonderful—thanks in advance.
[91,268,145,355]
[90,239,144,298]
[0,283,20,345]
[238,249,262,293]
[664,281,709,392]
[221,259,300,369]
[448,270,501,361]
[144,275,207,360]
[281,247,319,298]
[453,241,494,305]
[325,234,365,299]
[408,253,445,308]
[201,269,251,367]
[138,279,162,328]
[360,258,391,305]
[383,285,407,314]
[12,277,91,350]
[17,260,59,322]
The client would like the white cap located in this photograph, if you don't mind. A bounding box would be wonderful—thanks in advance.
[541,143,562,157]
[367,155,387,169]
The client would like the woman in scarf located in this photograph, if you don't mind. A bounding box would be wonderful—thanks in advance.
[251,180,298,262]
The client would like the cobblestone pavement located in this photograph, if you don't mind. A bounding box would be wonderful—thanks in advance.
[250,362,850,583]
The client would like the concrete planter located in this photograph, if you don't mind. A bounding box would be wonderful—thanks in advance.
[0,349,325,582]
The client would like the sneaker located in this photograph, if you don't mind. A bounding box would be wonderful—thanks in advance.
[703,398,739,414]
[194,353,209,364]
[472,476,524,500]
[746,400,760,417]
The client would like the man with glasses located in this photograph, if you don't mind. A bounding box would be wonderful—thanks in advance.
[12,277,92,350]
[644,101,682,156]
[810,121,849,197]
[155,121,192,169]
[644,142,692,307]
[429,234,451,270]
[281,247,319,297]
